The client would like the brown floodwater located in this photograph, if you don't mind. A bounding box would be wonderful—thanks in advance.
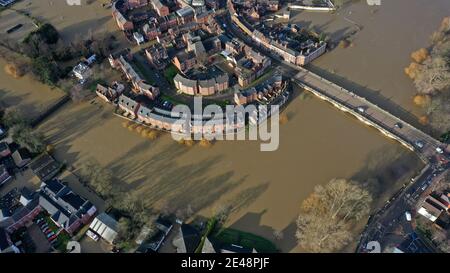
[0,58,65,119]
[3,0,449,252]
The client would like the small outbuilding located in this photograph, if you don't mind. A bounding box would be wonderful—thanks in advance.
[89,213,119,244]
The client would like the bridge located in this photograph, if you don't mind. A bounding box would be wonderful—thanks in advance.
[291,68,445,162]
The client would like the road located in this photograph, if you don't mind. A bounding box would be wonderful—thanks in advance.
[220,12,450,253]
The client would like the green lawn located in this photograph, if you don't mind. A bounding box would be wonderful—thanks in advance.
[212,228,279,253]
[163,64,180,85]
[246,68,274,89]
[40,213,71,252]
[88,79,108,92]
[131,58,157,85]
[440,131,450,143]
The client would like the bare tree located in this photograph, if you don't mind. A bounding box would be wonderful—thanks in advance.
[296,178,372,252]
[414,56,450,94]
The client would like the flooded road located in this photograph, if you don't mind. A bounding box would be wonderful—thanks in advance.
[3,0,448,252]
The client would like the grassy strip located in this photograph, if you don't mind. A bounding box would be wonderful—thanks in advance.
[245,68,274,89]
[212,227,278,253]
[131,59,157,85]
[88,79,108,92]
[42,215,70,252]
[163,64,180,85]
[440,131,450,143]
[195,217,218,253]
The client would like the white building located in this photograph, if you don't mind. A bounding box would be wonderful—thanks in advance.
[89,213,119,244]
[133,32,145,45]
[73,63,92,81]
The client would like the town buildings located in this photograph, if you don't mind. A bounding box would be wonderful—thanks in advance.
[223,39,272,87]
[29,153,62,182]
[96,82,125,103]
[38,178,97,235]
[229,1,326,66]
[112,1,134,31]
[0,188,41,234]
[145,43,169,68]
[118,94,142,118]
[173,51,197,73]
[234,72,283,105]
[0,164,12,186]
[11,148,31,168]
[151,0,170,17]
[133,32,145,44]
[418,192,450,229]
[112,55,160,100]
[72,62,92,82]
[0,0,16,8]
[173,72,229,96]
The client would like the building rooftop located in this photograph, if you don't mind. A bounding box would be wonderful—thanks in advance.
[176,6,195,18]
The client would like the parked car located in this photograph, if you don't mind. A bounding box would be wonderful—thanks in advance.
[48,234,58,241]
[86,230,99,242]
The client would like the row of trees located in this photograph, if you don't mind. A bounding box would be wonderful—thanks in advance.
[78,160,157,249]
[122,121,161,140]
[406,17,450,136]
[0,109,45,154]
[121,120,216,148]
[296,178,372,252]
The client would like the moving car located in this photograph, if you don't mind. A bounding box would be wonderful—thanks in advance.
[414,140,424,149]
[405,211,412,222]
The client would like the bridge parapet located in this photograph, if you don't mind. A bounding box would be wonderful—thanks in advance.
[293,71,443,162]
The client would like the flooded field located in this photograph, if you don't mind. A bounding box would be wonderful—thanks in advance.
[12,0,119,43]
[3,0,447,252]
[0,58,65,119]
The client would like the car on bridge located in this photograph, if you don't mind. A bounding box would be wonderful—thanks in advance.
[414,140,424,149]
[436,147,444,154]
[395,122,403,129]
[357,106,366,113]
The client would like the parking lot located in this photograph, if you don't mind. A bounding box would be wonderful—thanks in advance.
[27,223,52,253]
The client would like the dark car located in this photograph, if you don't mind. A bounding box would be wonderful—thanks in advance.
[394,122,403,129]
